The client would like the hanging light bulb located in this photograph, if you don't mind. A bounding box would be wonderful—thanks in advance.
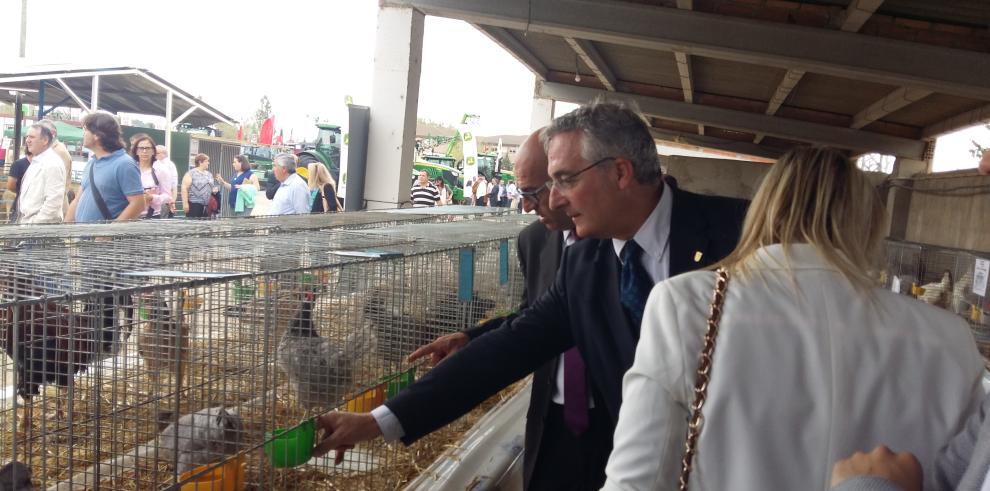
[574,54,582,83]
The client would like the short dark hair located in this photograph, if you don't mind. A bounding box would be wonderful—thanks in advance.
[82,112,125,152]
[235,155,251,172]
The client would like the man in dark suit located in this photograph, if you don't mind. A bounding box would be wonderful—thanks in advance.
[407,129,587,489]
[313,102,749,488]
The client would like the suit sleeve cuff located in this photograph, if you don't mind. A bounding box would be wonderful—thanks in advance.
[371,404,405,442]
[831,476,905,491]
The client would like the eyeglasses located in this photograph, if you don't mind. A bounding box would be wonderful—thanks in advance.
[137,146,154,152]
[518,181,549,206]
[548,156,615,192]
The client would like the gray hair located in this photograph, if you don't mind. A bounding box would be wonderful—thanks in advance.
[542,100,661,185]
[38,119,58,138]
[156,145,168,155]
[29,123,54,146]
[273,153,297,174]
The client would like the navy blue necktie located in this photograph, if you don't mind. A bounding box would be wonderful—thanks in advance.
[620,240,653,329]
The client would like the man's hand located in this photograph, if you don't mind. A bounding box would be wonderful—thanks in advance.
[313,412,383,464]
[406,332,470,365]
[830,445,922,491]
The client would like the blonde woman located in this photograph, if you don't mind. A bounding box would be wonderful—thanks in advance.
[307,162,341,213]
[604,147,984,491]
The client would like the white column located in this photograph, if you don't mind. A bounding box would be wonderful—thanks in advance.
[364,5,425,210]
[530,82,554,132]
[91,75,100,111]
[165,90,173,153]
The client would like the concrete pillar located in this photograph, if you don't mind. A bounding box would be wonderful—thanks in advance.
[886,157,929,240]
[530,82,554,132]
[364,5,424,210]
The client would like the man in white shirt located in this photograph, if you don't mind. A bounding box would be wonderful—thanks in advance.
[474,174,489,206]
[268,153,310,215]
[18,124,67,224]
[155,145,179,214]
[37,120,73,214]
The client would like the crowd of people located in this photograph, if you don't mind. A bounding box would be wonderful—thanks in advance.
[410,169,521,208]
[320,101,990,491]
[3,111,342,223]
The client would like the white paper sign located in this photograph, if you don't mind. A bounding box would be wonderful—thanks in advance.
[891,275,901,294]
[974,258,990,297]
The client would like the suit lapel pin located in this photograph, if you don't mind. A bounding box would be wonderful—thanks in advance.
[694,251,703,263]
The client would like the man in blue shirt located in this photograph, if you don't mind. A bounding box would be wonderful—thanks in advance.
[65,112,145,223]
[268,153,310,215]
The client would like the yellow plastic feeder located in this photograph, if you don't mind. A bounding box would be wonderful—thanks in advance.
[179,456,246,491]
[345,384,387,412]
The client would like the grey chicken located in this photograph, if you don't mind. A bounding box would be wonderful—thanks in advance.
[158,406,244,475]
[0,461,33,491]
[276,293,369,411]
[364,289,496,364]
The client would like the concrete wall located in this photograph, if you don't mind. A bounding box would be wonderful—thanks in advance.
[902,170,990,253]
[662,156,771,199]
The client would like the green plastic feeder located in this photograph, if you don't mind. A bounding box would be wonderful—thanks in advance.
[386,368,416,399]
[233,282,255,302]
[264,419,315,468]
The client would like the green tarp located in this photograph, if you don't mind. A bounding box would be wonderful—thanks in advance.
[4,121,83,144]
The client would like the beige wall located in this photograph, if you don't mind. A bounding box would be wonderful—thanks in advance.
[663,156,771,200]
[903,170,990,253]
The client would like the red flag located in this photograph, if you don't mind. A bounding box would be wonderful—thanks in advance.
[236,125,243,141]
[275,129,284,146]
[259,117,275,145]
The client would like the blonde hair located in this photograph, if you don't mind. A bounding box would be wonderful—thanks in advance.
[717,146,887,291]
[307,163,337,192]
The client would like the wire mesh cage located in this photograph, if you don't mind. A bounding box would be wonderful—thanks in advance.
[883,239,990,358]
[0,215,532,490]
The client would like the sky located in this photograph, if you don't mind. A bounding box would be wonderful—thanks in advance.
[2,0,984,171]
[2,0,537,140]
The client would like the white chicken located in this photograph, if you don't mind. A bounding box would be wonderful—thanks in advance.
[918,270,953,310]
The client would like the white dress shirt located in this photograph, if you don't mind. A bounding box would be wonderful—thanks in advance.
[603,243,984,491]
[18,147,66,224]
[269,172,310,215]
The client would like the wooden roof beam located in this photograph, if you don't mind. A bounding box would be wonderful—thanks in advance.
[538,81,926,158]
[391,0,990,99]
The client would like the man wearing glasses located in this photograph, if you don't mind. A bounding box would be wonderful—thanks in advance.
[313,101,749,489]
[408,129,588,489]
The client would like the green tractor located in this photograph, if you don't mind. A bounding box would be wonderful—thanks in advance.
[412,160,464,203]
[297,124,342,181]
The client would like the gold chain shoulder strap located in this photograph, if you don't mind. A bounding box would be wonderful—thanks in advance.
[678,267,730,491]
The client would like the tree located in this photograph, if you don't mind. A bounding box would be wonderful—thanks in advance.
[253,95,272,134]
[969,123,990,159]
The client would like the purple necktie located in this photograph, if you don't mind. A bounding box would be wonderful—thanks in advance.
[563,347,589,436]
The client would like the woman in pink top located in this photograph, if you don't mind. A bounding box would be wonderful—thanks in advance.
[130,134,171,218]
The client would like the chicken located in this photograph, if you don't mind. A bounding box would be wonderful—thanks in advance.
[0,461,33,491]
[363,288,496,365]
[276,293,370,411]
[157,406,244,475]
[918,269,953,309]
[135,292,189,392]
[952,272,974,315]
[0,283,131,432]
